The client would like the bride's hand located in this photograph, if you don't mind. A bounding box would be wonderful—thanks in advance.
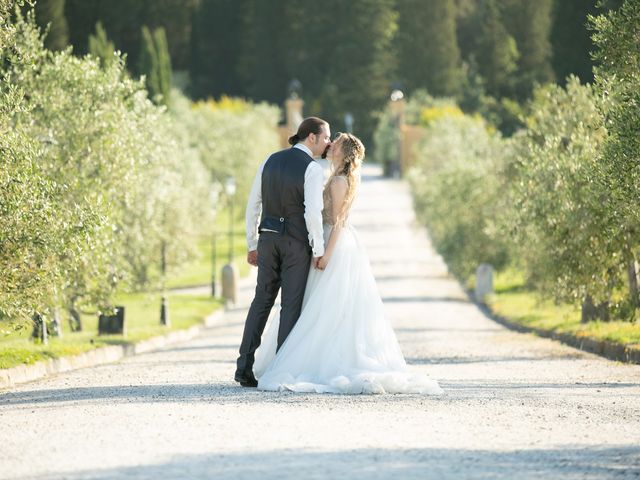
[317,256,330,270]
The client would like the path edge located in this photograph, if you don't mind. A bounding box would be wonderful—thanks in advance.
[0,309,225,391]
[468,290,640,365]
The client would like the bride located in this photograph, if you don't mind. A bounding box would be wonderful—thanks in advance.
[254,132,443,395]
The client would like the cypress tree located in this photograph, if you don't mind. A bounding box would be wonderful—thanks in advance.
[34,0,69,51]
[504,0,555,99]
[475,0,519,98]
[139,25,161,103]
[551,0,598,85]
[88,22,116,69]
[395,0,462,97]
[312,0,397,146]
[153,27,172,105]
[189,0,246,99]
[65,0,195,71]
[238,0,292,103]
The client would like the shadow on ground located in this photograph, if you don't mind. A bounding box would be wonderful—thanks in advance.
[2,379,638,409]
[9,446,639,480]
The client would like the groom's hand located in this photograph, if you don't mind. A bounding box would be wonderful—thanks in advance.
[313,256,323,270]
[247,250,258,266]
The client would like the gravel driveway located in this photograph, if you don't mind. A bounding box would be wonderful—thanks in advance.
[1,165,639,480]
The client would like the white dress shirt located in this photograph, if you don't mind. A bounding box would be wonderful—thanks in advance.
[245,143,325,257]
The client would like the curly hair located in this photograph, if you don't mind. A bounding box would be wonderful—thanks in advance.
[326,133,366,225]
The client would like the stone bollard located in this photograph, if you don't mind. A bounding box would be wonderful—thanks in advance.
[222,263,238,305]
[475,263,494,303]
[98,306,125,335]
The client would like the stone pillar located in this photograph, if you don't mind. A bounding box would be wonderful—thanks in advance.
[222,263,238,305]
[388,92,405,178]
[285,97,304,134]
[475,263,494,303]
[278,97,305,149]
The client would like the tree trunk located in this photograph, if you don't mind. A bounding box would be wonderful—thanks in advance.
[50,307,63,337]
[581,295,610,323]
[68,303,82,332]
[31,313,48,344]
[627,260,639,311]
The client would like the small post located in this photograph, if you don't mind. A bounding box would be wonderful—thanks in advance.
[222,176,238,305]
[210,184,220,298]
[160,294,170,326]
[211,231,217,297]
[160,239,170,327]
[31,313,48,345]
[222,263,238,306]
[475,263,494,303]
[98,306,125,335]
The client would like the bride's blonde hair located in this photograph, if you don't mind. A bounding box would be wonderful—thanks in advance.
[326,133,366,225]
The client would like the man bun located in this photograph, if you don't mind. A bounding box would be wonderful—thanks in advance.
[288,117,328,145]
[288,133,300,145]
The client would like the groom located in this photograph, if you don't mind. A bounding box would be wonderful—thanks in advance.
[235,117,331,387]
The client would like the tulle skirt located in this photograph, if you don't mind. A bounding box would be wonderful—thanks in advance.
[254,224,443,395]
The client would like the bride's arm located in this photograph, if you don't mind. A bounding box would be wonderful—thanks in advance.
[318,177,348,269]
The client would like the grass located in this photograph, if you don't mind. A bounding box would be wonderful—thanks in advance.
[485,269,640,347]
[0,206,250,371]
[166,210,251,289]
[0,292,223,370]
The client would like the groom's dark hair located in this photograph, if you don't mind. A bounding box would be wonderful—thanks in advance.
[288,117,328,145]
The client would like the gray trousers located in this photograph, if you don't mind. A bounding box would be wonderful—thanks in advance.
[236,233,312,375]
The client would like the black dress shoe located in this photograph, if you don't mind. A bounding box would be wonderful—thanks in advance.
[234,371,258,388]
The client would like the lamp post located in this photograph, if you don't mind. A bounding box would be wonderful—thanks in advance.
[221,177,238,305]
[389,89,405,178]
[159,204,170,327]
[344,112,354,134]
[209,184,221,297]
[160,237,170,327]
[225,177,236,263]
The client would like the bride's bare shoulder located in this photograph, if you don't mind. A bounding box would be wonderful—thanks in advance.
[330,175,348,185]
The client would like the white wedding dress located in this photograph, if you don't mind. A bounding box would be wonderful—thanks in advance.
[254,177,443,395]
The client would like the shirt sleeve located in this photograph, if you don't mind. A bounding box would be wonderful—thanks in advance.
[245,159,267,251]
[303,162,325,257]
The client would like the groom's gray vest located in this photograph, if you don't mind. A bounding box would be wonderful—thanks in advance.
[259,147,314,245]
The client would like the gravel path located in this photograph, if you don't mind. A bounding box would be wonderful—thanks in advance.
[1,165,639,480]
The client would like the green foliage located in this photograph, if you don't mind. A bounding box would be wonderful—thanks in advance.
[87,21,115,68]
[184,95,280,204]
[189,0,246,98]
[1,9,275,333]
[591,0,640,228]
[372,108,400,174]
[138,25,171,106]
[475,0,519,98]
[590,0,640,314]
[64,0,197,70]
[238,0,397,146]
[503,0,555,98]
[506,78,611,304]
[34,0,68,51]
[153,26,172,104]
[395,0,462,97]
[408,109,512,279]
[419,104,464,127]
[551,0,598,85]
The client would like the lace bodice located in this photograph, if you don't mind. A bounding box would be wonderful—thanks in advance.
[322,176,349,226]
